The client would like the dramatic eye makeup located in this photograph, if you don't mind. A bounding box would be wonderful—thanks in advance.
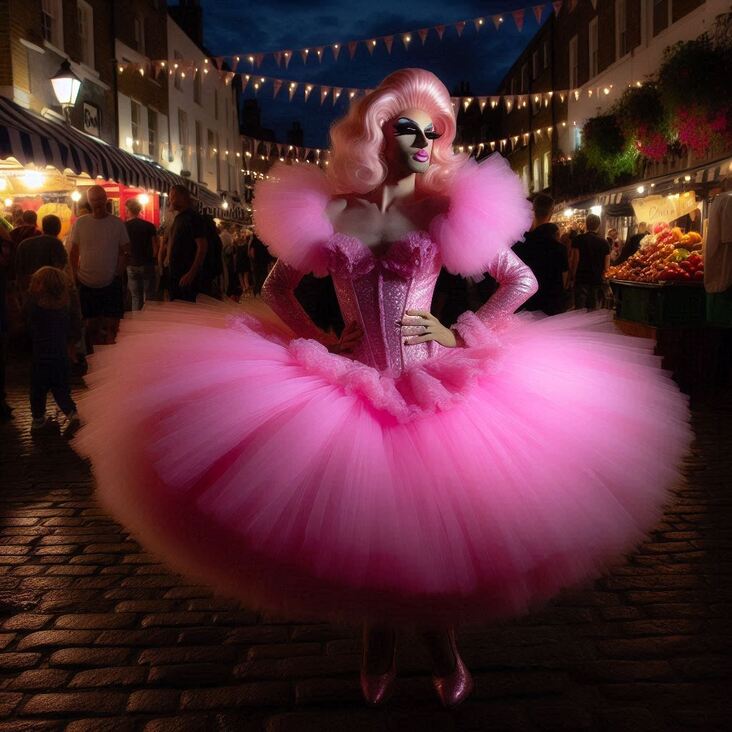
[393,117,442,140]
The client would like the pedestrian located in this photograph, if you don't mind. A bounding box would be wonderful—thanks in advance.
[14,214,68,295]
[570,213,611,310]
[607,228,622,263]
[69,185,129,347]
[249,232,272,295]
[166,185,208,302]
[0,226,12,422]
[234,235,251,298]
[124,198,158,310]
[513,193,569,315]
[24,266,81,436]
[617,222,647,264]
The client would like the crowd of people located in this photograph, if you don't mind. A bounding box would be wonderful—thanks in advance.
[0,187,273,433]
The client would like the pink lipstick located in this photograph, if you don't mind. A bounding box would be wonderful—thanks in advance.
[413,150,429,163]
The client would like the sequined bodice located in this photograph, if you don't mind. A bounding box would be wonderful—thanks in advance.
[326,231,441,374]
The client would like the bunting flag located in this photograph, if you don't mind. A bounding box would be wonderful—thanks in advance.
[383,35,394,53]
[288,82,298,101]
[533,5,544,23]
[474,18,485,31]
[300,48,310,64]
[272,79,282,98]
[320,87,330,104]
[283,51,292,69]
[435,25,446,39]
[569,0,578,10]
[492,15,503,30]
[591,0,598,8]
[273,51,282,67]
[348,40,358,59]
[402,33,412,49]
[553,1,563,15]
[513,9,525,31]
[332,43,341,61]
[367,39,377,55]
[455,20,466,37]
[315,47,324,62]
[254,53,264,68]
[418,28,429,44]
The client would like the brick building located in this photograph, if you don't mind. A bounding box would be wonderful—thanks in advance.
[0,0,117,143]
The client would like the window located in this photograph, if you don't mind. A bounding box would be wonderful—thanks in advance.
[543,41,549,69]
[616,0,628,59]
[589,17,599,78]
[130,100,141,149]
[174,51,183,91]
[76,1,94,67]
[532,51,539,80]
[214,89,218,120]
[569,35,579,89]
[215,133,221,190]
[653,0,671,36]
[520,63,529,93]
[148,109,158,158]
[194,70,202,105]
[521,165,530,194]
[133,16,145,54]
[178,108,188,168]
[532,157,541,192]
[195,122,203,181]
[543,151,551,190]
[207,129,215,162]
[41,0,63,49]
[510,78,516,95]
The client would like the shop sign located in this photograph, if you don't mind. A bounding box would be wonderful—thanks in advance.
[631,191,697,224]
[83,103,100,138]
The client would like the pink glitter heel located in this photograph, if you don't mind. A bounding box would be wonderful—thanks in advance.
[432,629,474,707]
[360,630,396,705]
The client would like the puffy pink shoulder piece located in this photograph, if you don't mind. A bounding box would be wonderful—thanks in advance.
[430,154,533,277]
[253,163,334,276]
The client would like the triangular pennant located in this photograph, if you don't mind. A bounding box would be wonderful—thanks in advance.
[273,79,283,98]
[348,41,358,59]
[254,53,264,68]
[504,96,514,111]
[332,87,342,103]
[552,1,563,16]
[591,0,598,8]
[367,39,377,55]
[240,73,250,92]
[213,56,223,70]
[383,35,394,53]
[348,89,358,101]
[401,33,412,49]
[474,18,485,32]
[332,43,341,61]
[283,51,292,69]
[304,84,313,101]
[479,97,488,111]
[455,21,466,37]
[435,25,446,39]
[273,51,282,67]
[492,15,503,30]
[490,96,499,108]
[225,71,235,86]
[490,141,496,151]
[533,5,544,23]
[315,47,324,62]
[513,9,525,31]
[288,82,298,101]
[231,56,241,69]
[320,87,330,105]
[462,97,473,111]
[418,28,429,44]
[300,48,310,64]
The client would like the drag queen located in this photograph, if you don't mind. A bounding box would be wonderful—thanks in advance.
[74,69,690,707]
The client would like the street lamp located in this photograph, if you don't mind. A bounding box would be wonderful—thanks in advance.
[51,61,82,123]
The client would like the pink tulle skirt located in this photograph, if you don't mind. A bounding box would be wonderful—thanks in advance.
[73,299,690,625]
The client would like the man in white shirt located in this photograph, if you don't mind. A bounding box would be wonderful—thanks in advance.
[70,185,130,346]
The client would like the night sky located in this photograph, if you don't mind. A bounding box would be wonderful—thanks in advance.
[193,0,546,148]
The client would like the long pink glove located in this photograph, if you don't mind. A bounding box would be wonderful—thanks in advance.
[260,259,338,346]
[451,249,538,347]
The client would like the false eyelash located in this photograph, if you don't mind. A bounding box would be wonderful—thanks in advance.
[393,125,419,136]
[425,131,442,140]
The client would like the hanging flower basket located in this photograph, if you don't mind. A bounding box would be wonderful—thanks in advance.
[614,83,673,162]
[581,114,638,181]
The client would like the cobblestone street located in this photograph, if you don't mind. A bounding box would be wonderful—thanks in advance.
[1,360,731,732]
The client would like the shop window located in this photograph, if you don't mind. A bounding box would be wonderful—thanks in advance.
[589,18,598,78]
[653,0,671,36]
[196,122,203,181]
[42,0,63,49]
[178,108,188,168]
[532,157,541,192]
[532,51,539,80]
[134,16,145,54]
[174,51,183,91]
[543,151,551,190]
[148,109,158,158]
[616,0,629,59]
[76,1,94,68]
[207,129,215,162]
[569,35,578,89]
[194,70,202,105]
[130,100,141,150]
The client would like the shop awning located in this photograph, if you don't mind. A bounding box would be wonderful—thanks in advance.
[0,96,193,194]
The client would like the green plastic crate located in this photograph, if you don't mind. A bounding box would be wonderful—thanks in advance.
[609,280,706,327]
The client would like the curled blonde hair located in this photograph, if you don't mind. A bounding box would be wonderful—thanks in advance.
[327,68,468,195]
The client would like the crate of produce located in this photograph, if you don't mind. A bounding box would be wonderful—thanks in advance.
[609,280,706,327]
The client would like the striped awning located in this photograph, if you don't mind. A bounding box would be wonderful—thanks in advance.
[0,96,192,194]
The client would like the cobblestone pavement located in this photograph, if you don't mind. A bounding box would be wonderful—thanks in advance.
[1,359,731,732]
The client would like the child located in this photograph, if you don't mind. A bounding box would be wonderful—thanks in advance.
[24,266,81,436]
